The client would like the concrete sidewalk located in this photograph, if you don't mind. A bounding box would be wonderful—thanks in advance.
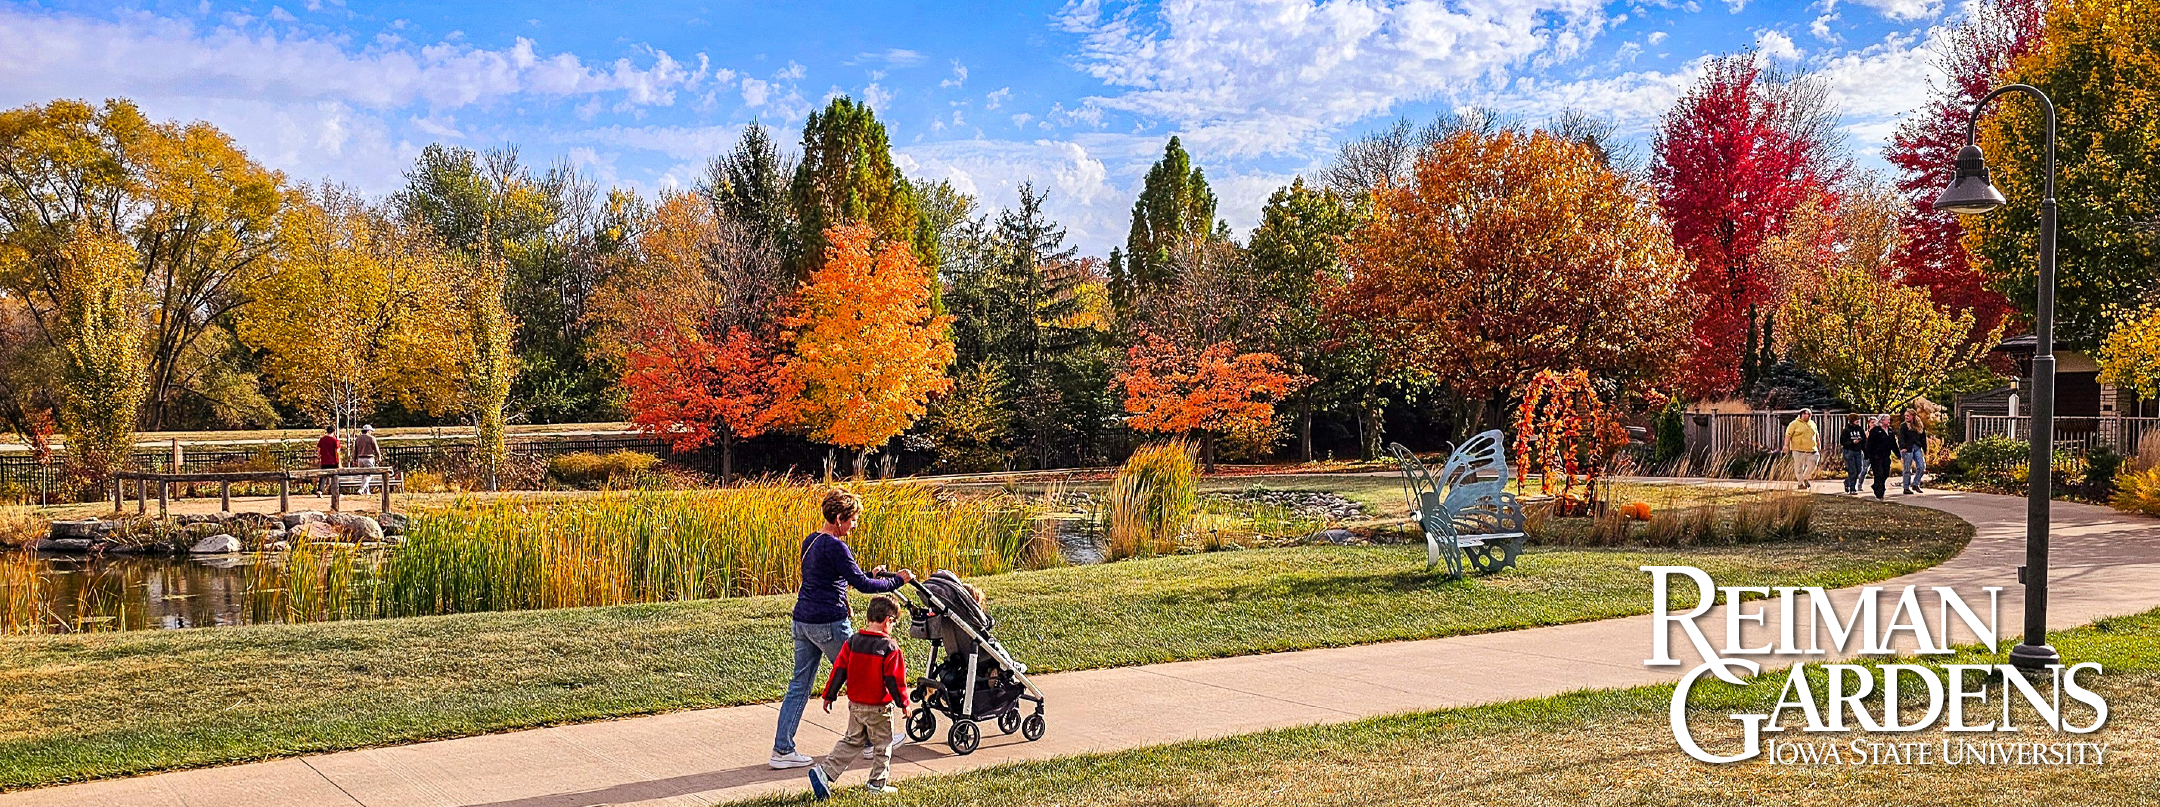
[10,486,2160,807]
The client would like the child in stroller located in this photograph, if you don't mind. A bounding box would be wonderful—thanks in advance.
[892,570,1046,755]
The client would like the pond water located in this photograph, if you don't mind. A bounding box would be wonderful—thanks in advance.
[13,521,1109,633]
[23,553,268,631]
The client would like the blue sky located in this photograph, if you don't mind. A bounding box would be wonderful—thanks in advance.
[0,0,1966,253]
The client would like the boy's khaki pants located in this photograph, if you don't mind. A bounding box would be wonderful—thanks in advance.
[816,701,896,786]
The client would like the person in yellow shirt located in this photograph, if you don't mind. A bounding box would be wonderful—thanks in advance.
[1784,409,1820,491]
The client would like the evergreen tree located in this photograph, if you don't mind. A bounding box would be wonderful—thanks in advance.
[1248,177,1355,460]
[789,97,935,278]
[702,122,798,265]
[1118,136,1220,309]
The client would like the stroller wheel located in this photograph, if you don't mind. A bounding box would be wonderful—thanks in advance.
[1022,713,1046,742]
[948,720,980,755]
[906,707,937,742]
[998,709,1022,735]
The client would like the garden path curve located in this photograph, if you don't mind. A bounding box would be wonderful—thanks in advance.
[9,486,2160,807]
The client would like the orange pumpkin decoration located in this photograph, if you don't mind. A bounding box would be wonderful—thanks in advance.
[1621,501,1653,521]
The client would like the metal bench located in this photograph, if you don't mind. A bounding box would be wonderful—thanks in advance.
[1388,430,1527,579]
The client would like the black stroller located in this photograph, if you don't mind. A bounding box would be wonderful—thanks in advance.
[892,570,1046,755]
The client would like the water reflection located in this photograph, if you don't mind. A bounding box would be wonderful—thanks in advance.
[31,553,266,631]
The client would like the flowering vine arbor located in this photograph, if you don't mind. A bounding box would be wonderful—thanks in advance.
[1513,369,1630,516]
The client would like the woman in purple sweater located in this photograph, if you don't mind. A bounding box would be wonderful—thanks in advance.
[770,490,915,769]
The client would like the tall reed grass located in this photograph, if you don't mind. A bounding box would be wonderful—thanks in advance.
[1,548,43,634]
[247,479,1056,619]
[1103,441,1199,560]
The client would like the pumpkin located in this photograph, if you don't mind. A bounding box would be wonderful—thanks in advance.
[1621,501,1653,521]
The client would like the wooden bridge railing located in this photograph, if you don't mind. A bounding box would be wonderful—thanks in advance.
[111,468,396,518]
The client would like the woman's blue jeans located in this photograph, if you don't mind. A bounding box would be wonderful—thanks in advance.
[774,618,851,755]
[1901,447,1928,491]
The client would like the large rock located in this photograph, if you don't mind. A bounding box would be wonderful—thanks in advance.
[47,520,102,539]
[292,521,342,543]
[328,513,385,542]
[281,510,327,529]
[190,534,242,554]
[35,537,93,553]
[374,512,409,536]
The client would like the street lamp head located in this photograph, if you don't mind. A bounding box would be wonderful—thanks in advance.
[1933,143,2007,215]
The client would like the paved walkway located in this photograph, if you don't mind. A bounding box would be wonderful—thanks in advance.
[11,486,2160,807]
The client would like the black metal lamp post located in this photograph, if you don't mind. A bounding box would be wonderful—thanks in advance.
[1933,83,2060,672]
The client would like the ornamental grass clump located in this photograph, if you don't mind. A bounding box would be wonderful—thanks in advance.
[1103,440,1199,560]
[2113,466,2160,518]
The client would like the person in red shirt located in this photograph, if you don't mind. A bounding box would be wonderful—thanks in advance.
[315,425,340,497]
[807,594,909,799]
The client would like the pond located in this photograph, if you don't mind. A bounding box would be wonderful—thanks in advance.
[15,553,274,631]
[5,520,1111,634]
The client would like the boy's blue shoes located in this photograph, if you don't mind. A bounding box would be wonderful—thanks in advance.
[808,767,832,801]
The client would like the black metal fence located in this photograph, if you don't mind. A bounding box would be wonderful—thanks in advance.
[0,433,670,500]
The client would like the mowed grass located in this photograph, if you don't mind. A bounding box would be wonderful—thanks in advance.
[742,608,2160,807]
[0,494,1968,790]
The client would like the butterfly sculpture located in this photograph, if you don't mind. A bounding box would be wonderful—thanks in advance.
[1388,430,1527,579]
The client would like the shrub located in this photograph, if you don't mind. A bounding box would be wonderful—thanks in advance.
[1103,440,1198,560]
[1652,402,1687,465]
[2083,446,2125,501]
[2114,466,2160,517]
[546,450,662,489]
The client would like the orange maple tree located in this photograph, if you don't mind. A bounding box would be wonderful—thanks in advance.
[787,222,954,472]
[1326,128,1691,426]
[1116,330,1305,470]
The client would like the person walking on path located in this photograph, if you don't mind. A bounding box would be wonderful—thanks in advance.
[772,490,914,770]
[1866,415,1898,499]
[315,425,340,497]
[806,594,911,800]
[352,425,382,496]
[1839,414,1868,495]
[1784,409,1820,490]
[1898,412,1929,495]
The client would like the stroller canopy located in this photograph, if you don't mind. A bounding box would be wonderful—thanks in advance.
[919,570,993,633]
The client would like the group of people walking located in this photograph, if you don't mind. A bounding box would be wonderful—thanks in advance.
[1784,409,1930,498]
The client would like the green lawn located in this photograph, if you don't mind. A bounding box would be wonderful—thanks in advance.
[739,608,2160,807]
[0,494,1968,791]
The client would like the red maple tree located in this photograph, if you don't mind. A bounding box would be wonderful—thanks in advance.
[1651,53,1845,399]
[1883,0,2044,344]
[623,325,800,481]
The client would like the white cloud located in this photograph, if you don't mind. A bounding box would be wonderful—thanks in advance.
[941,60,968,88]
[741,77,771,107]
[1845,0,1943,23]
[1813,31,1939,157]
[1755,30,1801,61]
[1056,0,1611,156]
[850,48,923,67]
[985,87,1012,110]
[1810,14,1840,42]
[0,8,711,113]
[1647,31,1668,46]
[864,82,894,110]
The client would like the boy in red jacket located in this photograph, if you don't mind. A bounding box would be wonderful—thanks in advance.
[807,594,910,799]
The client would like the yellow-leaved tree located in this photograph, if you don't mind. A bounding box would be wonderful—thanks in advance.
[1783,265,1999,411]
[788,222,953,476]
[51,230,149,482]
[238,186,466,428]
[2099,307,2160,401]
